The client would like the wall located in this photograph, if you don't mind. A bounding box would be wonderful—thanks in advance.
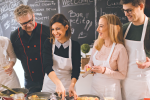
[0,0,128,46]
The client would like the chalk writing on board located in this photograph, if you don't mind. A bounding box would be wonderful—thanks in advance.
[21,0,28,5]
[100,8,117,15]
[98,7,127,24]
[78,31,87,39]
[0,12,9,21]
[0,0,21,15]
[62,0,93,7]
[4,20,10,30]
[28,0,58,26]
[0,3,10,15]
[0,24,3,36]
[0,0,128,45]
[107,0,121,7]
[35,16,49,20]
[29,1,56,7]
[59,0,95,45]
[0,0,22,34]
[68,10,93,39]
[10,0,22,31]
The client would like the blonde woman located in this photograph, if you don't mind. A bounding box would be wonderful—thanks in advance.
[84,14,128,100]
[0,36,20,91]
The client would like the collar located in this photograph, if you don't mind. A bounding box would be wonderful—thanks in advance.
[55,39,69,49]
[34,22,37,29]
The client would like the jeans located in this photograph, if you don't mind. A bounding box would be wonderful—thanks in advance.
[25,79,43,95]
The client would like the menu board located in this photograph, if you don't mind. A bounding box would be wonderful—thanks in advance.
[97,0,127,24]
[27,0,58,26]
[0,0,22,38]
[0,0,129,45]
[59,0,95,46]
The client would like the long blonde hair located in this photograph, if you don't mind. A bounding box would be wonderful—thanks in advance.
[95,14,124,51]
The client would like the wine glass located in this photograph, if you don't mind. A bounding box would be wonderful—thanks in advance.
[135,49,146,78]
[104,85,116,100]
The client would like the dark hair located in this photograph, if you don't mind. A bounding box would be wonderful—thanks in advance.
[120,0,146,7]
[49,14,71,43]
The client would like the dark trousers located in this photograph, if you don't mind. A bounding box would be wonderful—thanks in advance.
[25,79,43,95]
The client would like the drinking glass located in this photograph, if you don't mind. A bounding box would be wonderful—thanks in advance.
[104,85,116,100]
[135,49,146,78]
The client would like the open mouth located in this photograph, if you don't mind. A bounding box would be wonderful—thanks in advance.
[127,16,132,20]
[99,32,102,36]
[55,34,61,38]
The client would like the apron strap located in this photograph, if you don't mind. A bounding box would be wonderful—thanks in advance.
[69,39,71,59]
[106,43,116,62]
[141,16,148,42]
[124,22,132,39]
[93,50,98,61]
[52,41,55,54]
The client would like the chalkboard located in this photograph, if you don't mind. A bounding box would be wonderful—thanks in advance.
[0,0,129,46]
[96,0,128,39]
[0,0,23,38]
[97,0,127,24]
[27,0,58,26]
[59,0,95,46]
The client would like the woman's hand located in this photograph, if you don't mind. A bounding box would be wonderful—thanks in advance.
[56,82,66,100]
[136,57,150,69]
[84,64,91,72]
[69,83,78,100]
[91,66,106,74]
[4,62,14,76]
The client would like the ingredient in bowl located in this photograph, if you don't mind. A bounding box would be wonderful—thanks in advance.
[77,97,99,100]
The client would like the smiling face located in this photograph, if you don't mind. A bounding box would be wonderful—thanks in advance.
[97,18,109,40]
[18,13,35,33]
[123,3,143,22]
[51,22,68,42]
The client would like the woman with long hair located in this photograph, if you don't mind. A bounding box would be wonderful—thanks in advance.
[84,14,128,100]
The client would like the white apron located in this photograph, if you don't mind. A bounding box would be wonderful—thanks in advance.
[42,39,72,93]
[0,40,20,91]
[122,16,150,100]
[91,43,122,100]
